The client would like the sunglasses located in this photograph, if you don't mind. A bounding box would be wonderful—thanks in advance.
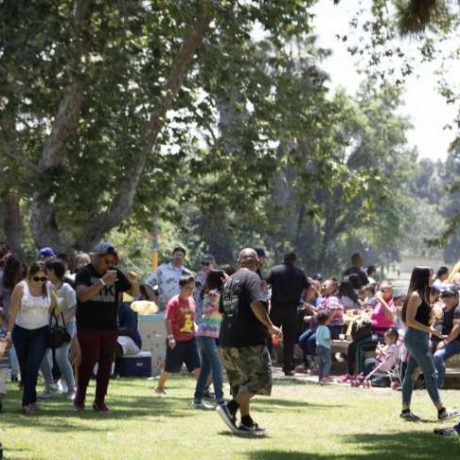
[201,261,211,266]
[32,276,48,282]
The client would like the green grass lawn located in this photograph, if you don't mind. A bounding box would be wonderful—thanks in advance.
[1,373,459,459]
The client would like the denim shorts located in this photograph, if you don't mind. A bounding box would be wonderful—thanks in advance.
[164,338,200,373]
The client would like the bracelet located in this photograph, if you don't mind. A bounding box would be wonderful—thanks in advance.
[99,278,106,287]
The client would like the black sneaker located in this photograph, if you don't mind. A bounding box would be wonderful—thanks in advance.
[216,404,239,434]
[434,427,460,436]
[237,422,267,437]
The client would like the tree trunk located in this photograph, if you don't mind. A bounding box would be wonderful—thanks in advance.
[27,0,91,252]
[2,191,22,254]
[30,201,74,255]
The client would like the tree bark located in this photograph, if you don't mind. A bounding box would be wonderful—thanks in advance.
[27,0,91,253]
[3,191,22,254]
[75,10,214,249]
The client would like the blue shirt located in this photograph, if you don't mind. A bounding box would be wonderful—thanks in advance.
[316,325,331,349]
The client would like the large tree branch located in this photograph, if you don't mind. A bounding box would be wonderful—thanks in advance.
[29,0,92,252]
[0,133,41,173]
[75,9,214,248]
[37,0,91,173]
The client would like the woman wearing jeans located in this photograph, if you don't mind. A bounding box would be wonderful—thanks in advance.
[193,270,225,408]
[400,266,457,421]
[6,262,52,414]
[39,258,77,400]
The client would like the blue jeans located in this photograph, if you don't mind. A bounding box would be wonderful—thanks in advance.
[194,336,224,404]
[402,328,441,407]
[298,329,316,365]
[317,345,331,380]
[433,340,460,388]
[12,324,48,407]
[40,321,76,390]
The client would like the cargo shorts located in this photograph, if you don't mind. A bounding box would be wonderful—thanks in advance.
[222,345,272,396]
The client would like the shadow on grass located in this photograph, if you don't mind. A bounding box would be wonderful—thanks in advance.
[271,378,319,387]
[246,431,460,460]
[0,387,201,432]
[255,398,340,413]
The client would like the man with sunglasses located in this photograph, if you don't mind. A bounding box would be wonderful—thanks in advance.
[74,242,139,412]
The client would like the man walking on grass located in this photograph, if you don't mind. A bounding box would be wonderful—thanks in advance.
[217,248,282,436]
[266,252,310,376]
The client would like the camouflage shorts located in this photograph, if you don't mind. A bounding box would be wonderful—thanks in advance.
[222,345,272,396]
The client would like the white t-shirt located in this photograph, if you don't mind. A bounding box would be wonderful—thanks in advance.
[56,282,77,323]
[15,281,51,330]
[145,263,192,308]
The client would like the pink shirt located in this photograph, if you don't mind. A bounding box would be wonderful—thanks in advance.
[371,298,395,331]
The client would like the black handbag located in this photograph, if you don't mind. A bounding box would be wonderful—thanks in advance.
[47,310,71,349]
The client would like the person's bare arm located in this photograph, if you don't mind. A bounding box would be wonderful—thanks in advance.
[250,301,282,337]
[125,271,140,297]
[375,291,394,319]
[405,293,443,339]
[165,318,176,349]
[6,283,24,345]
[77,271,118,303]
[437,318,460,349]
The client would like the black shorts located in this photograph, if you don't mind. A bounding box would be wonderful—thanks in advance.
[164,338,201,373]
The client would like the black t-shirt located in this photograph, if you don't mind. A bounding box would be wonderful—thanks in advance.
[76,264,131,330]
[343,266,369,288]
[219,268,268,347]
[266,264,309,310]
[442,304,460,340]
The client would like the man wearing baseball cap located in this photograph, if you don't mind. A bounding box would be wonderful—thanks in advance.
[74,242,139,412]
[38,247,56,260]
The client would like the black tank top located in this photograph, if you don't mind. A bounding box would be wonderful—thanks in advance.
[414,298,431,326]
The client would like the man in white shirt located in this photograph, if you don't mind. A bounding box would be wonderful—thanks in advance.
[145,247,192,310]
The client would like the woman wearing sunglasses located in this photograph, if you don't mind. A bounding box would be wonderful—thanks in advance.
[5,261,53,414]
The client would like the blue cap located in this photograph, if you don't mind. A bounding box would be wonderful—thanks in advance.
[38,247,55,258]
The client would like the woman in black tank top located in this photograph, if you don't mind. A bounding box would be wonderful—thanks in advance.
[400,267,457,422]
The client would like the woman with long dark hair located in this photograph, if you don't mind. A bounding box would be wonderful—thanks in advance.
[6,262,52,414]
[400,266,457,421]
[0,254,27,382]
[193,269,226,408]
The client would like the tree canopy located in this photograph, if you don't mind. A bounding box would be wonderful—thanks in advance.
[0,0,458,273]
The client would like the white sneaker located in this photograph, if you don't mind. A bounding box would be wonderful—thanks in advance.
[192,400,215,410]
[67,391,76,401]
[57,379,68,394]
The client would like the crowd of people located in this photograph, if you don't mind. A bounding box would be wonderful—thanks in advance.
[1,242,460,437]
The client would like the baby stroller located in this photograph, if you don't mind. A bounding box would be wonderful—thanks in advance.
[361,341,402,389]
